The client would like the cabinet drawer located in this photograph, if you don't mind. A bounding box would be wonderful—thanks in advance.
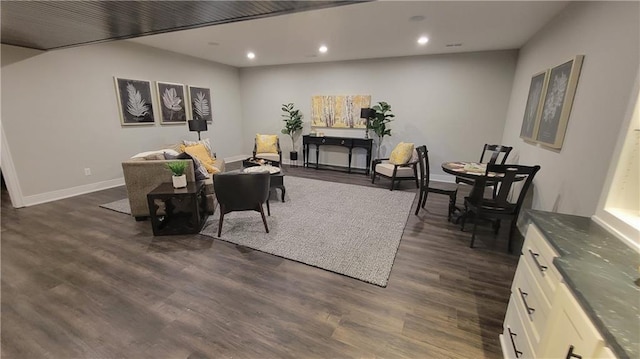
[324,137,351,146]
[538,283,607,359]
[521,224,561,304]
[511,257,552,349]
[502,296,535,359]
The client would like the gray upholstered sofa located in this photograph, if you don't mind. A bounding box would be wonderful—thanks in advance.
[122,152,225,221]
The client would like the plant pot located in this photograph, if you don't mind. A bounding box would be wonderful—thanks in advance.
[289,151,298,161]
[172,174,187,189]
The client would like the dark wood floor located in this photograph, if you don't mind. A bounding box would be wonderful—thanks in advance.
[1,166,518,359]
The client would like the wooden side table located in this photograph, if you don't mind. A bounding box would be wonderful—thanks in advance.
[146,181,208,236]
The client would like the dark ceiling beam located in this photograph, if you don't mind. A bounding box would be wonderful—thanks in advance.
[1,1,366,50]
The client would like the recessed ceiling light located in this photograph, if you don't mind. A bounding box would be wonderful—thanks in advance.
[446,43,463,47]
[247,52,255,59]
[417,36,429,45]
[409,15,425,22]
[319,45,328,53]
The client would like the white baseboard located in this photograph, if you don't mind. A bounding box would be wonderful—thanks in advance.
[431,174,456,183]
[22,177,125,207]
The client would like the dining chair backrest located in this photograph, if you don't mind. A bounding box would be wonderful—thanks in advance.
[475,164,540,210]
[415,145,428,180]
[480,144,513,165]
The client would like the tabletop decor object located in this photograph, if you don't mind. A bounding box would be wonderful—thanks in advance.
[188,119,208,140]
[360,107,376,139]
[166,160,188,188]
[536,55,584,149]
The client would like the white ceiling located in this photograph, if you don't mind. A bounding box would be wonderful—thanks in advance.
[129,1,568,68]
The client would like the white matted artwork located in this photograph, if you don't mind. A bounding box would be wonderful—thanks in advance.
[114,77,155,125]
[156,81,187,125]
[311,95,371,128]
[187,86,212,123]
[536,55,585,149]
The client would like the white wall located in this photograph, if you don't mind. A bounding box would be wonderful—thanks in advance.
[1,42,244,205]
[501,1,640,216]
[240,50,518,177]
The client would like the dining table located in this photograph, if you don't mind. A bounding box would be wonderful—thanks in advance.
[441,161,518,223]
[441,161,493,198]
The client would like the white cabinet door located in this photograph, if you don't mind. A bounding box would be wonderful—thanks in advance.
[538,284,607,359]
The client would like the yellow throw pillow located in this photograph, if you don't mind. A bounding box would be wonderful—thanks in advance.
[389,142,415,165]
[256,134,278,153]
[180,143,220,174]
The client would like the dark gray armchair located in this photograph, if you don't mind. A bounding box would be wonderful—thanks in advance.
[213,172,271,237]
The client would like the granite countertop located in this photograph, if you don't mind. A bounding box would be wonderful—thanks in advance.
[518,210,639,359]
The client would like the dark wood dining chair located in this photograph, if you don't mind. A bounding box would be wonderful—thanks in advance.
[414,145,458,219]
[213,172,271,237]
[460,164,540,252]
[456,144,513,197]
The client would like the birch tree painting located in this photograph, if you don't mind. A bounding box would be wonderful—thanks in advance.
[156,82,187,124]
[115,78,155,125]
[311,95,371,128]
[187,86,213,122]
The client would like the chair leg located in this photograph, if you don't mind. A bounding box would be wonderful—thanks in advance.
[493,219,501,234]
[421,190,428,209]
[414,189,424,215]
[217,208,225,237]
[460,208,467,231]
[371,173,376,184]
[470,220,478,248]
[507,220,517,253]
[258,204,269,233]
[448,192,456,221]
[266,199,271,216]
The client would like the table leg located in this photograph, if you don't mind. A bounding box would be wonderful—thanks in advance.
[348,148,353,173]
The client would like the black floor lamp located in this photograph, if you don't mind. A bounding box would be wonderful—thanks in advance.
[188,119,208,140]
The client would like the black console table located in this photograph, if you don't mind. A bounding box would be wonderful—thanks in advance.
[302,135,373,175]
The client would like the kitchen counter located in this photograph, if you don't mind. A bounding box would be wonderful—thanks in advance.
[518,210,639,359]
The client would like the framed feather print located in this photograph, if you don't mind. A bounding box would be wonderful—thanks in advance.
[114,77,155,125]
[187,86,212,123]
[156,81,187,125]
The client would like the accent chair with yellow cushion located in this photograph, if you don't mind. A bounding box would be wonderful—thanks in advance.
[253,134,282,164]
[371,142,419,191]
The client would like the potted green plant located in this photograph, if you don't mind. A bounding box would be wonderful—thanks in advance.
[166,161,188,188]
[369,101,395,158]
[280,102,304,161]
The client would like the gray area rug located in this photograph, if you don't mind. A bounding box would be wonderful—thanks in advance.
[99,198,131,215]
[200,176,415,287]
[99,176,415,286]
